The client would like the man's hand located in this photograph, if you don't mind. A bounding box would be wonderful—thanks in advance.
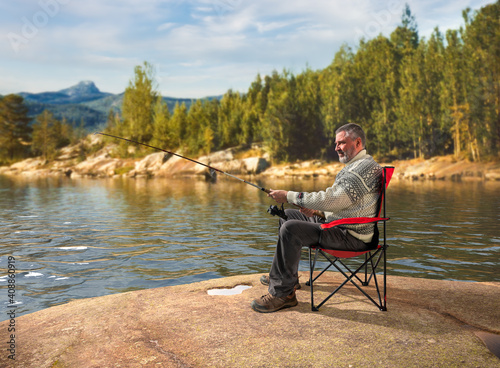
[301,207,325,219]
[268,189,288,204]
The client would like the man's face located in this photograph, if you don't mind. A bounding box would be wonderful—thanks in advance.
[335,131,362,163]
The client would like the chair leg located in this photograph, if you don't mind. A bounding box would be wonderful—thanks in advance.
[307,245,389,311]
[314,249,388,311]
[306,248,336,286]
[382,246,387,311]
[362,249,387,310]
[308,247,319,312]
[362,252,369,286]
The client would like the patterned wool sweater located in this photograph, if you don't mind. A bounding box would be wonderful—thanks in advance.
[286,150,383,242]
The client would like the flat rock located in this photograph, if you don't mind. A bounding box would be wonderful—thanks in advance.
[1,273,499,367]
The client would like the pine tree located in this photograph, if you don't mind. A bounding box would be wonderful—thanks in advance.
[461,2,500,158]
[396,41,425,158]
[442,29,469,159]
[0,94,31,162]
[354,36,399,155]
[151,97,172,149]
[261,70,292,162]
[32,110,58,160]
[261,69,325,162]
[243,74,265,143]
[391,3,419,55]
[121,61,159,145]
[218,90,244,149]
[205,98,220,151]
[185,99,217,155]
[293,68,325,159]
[421,28,448,157]
[185,99,203,153]
[320,44,358,158]
[170,102,188,149]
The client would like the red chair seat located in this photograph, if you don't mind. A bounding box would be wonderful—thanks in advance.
[316,245,382,259]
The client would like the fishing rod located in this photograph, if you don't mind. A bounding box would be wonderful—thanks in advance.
[94,132,271,194]
[94,132,319,220]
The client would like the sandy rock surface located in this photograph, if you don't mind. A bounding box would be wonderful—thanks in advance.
[1,273,499,368]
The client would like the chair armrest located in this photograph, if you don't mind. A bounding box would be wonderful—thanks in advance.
[320,217,389,230]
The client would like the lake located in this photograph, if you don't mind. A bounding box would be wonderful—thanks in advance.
[1,174,499,320]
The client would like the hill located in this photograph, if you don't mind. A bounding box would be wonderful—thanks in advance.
[17,81,218,130]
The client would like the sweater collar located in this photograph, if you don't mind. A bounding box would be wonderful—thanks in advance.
[345,149,367,166]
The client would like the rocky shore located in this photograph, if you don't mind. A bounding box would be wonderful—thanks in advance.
[1,135,500,181]
[0,273,499,367]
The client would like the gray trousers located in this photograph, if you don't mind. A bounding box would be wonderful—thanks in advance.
[268,209,370,297]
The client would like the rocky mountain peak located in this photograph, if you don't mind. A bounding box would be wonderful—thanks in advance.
[60,81,101,97]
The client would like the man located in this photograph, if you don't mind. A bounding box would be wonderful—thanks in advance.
[251,123,382,313]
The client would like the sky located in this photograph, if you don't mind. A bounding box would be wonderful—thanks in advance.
[0,0,495,99]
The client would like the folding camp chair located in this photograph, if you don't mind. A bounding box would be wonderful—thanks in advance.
[306,166,395,311]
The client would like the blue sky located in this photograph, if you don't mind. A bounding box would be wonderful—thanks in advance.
[0,0,494,98]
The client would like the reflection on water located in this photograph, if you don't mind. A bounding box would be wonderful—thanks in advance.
[0,174,499,319]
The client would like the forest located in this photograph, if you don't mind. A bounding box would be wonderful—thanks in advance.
[0,3,498,165]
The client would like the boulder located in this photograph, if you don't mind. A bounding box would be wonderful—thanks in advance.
[242,157,269,174]
[73,154,124,177]
[485,172,500,181]
[10,158,46,171]
[198,148,235,163]
[129,152,169,177]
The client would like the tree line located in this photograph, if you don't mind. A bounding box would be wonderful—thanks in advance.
[1,3,498,165]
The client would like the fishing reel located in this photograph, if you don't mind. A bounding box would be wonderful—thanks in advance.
[267,204,288,220]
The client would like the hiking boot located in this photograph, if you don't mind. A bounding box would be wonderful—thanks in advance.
[251,292,298,313]
[259,275,301,290]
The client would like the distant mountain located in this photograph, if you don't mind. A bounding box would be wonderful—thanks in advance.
[60,80,103,97]
[19,81,112,105]
[17,81,219,130]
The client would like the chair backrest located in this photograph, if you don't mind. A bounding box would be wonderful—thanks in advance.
[378,166,395,218]
[377,166,395,250]
[320,165,395,230]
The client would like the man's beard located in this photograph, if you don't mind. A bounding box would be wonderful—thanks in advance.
[338,148,355,163]
[338,150,349,163]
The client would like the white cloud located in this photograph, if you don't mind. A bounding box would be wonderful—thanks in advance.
[255,20,301,34]
[157,22,176,31]
[193,6,213,13]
